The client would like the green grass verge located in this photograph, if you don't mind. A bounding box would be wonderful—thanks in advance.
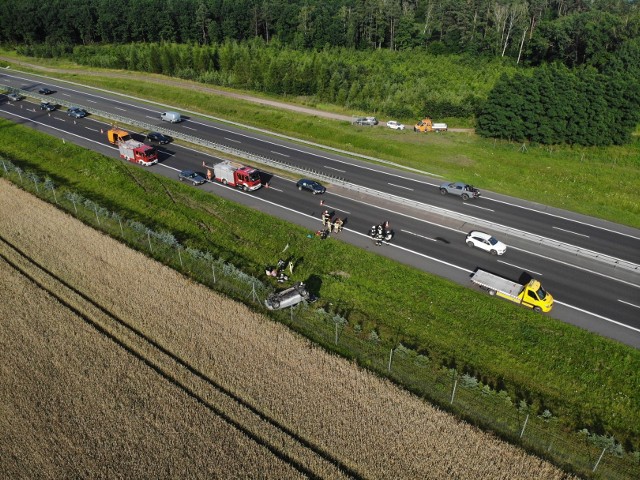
[1,118,639,456]
[2,51,639,227]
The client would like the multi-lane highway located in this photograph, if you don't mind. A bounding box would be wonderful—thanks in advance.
[1,71,639,347]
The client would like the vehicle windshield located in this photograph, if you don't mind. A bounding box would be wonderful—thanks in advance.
[536,286,547,300]
[488,237,498,245]
[145,147,157,157]
[247,171,260,182]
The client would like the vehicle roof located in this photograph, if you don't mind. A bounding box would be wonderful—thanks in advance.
[180,170,195,175]
[468,230,492,239]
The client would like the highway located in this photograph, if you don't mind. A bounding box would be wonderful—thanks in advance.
[1,73,639,348]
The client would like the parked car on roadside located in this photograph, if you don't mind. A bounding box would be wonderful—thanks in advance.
[40,101,56,111]
[67,107,87,118]
[178,170,206,186]
[146,132,171,144]
[354,116,377,126]
[386,120,405,130]
[465,231,507,255]
[38,87,54,95]
[439,182,480,200]
[7,92,23,101]
[296,179,326,194]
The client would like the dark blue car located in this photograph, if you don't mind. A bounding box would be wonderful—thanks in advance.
[296,179,326,195]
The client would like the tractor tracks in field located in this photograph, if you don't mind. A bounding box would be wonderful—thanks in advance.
[0,234,358,480]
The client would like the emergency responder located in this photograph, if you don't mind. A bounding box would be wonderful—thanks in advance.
[321,210,331,226]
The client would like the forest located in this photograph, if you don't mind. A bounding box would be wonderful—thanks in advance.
[1,0,639,145]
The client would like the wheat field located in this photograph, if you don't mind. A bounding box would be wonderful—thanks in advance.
[0,179,574,479]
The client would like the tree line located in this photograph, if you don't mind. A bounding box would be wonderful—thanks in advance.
[1,0,638,65]
[1,0,638,146]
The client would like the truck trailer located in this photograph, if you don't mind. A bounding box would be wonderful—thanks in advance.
[470,269,553,312]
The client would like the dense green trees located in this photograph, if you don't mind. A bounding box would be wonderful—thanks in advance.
[1,0,638,64]
[1,0,638,145]
[477,43,640,146]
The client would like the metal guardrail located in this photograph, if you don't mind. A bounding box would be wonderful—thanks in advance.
[4,84,639,274]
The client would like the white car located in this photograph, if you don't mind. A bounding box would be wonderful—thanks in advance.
[465,231,507,255]
[386,120,405,130]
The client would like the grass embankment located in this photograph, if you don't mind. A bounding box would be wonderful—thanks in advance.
[1,52,639,227]
[0,179,576,479]
[1,119,639,456]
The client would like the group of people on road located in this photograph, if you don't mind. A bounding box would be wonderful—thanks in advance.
[369,221,392,246]
[320,209,344,235]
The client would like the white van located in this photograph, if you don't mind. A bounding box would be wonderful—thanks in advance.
[160,111,181,123]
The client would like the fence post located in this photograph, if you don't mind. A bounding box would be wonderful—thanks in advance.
[94,205,100,225]
[118,218,123,236]
[592,446,607,472]
[212,264,216,283]
[335,322,339,345]
[387,347,394,372]
[520,414,529,439]
[178,248,183,267]
[450,372,458,404]
[147,231,153,252]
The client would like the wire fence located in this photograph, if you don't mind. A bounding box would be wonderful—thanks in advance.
[1,158,638,479]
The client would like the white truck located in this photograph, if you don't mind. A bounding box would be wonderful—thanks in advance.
[470,269,553,313]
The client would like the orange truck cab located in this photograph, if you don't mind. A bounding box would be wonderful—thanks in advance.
[107,128,132,144]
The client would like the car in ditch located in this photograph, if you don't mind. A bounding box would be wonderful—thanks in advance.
[439,182,480,200]
[178,170,206,186]
[296,179,326,195]
[38,87,54,95]
[465,231,507,255]
[265,282,316,310]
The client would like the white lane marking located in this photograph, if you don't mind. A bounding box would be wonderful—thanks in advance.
[402,230,437,242]
[486,196,640,241]
[618,299,640,309]
[506,246,639,289]
[266,186,282,192]
[2,108,635,336]
[62,93,70,96]
[388,183,414,191]
[498,260,543,276]
[324,166,345,173]
[556,300,640,334]
[553,226,590,238]
[224,137,240,143]
[145,115,158,120]
[183,126,196,131]
[271,151,289,157]
[114,107,127,112]
[321,204,350,214]
[86,99,97,103]
[465,203,494,212]
[85,127,100,132]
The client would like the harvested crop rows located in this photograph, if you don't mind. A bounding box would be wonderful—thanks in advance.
[0,179,575,479]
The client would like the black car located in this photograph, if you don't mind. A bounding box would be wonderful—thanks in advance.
[38,87,54,95]
[146,132,171,144]
[40,101,56,112]
[178,170,206,186]
[296,179,326,194]
[67,107,87,118]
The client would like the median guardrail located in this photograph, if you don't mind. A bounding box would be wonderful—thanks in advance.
[4,84,638,274]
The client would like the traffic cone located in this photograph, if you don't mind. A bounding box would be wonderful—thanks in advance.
[265,182,269,188]
[100,128,103,134]
[320,200,324,206]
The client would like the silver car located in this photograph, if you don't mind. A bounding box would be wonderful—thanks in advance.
[265,282,315,310]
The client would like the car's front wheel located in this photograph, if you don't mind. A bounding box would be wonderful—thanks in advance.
[490,249,497,255]
[462,193,470,201]
[440,188,448,195]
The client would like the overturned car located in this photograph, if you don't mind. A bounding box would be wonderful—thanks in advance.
[265,282,316,310]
